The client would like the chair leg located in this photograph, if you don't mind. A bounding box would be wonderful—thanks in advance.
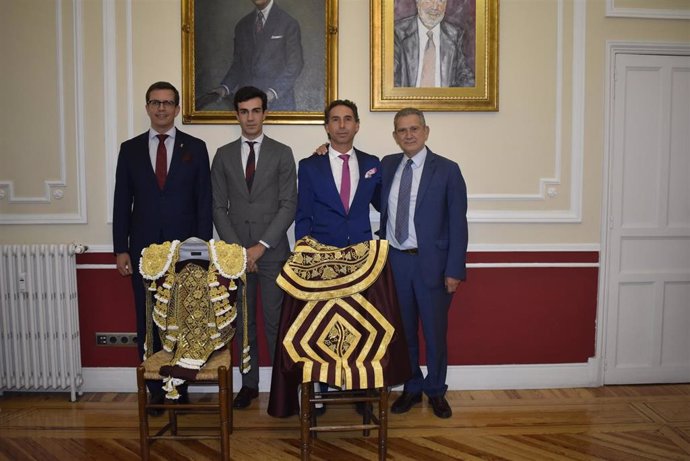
[378,387,388,461]
[219,366,230,461]
[363,389,372,437]
[300,383,312,461]
[136,366,150,461]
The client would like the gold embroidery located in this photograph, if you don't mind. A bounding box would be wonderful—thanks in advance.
[140,239,248,397]
[140,241,177,280]
[278,237,389,300]
[283,294,394,389]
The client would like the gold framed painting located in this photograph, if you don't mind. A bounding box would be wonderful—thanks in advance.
[181,0,338,125]
[371,0,498,111]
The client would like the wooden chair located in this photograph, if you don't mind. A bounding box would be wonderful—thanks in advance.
[299,383,389,461]
[136,347,232,461]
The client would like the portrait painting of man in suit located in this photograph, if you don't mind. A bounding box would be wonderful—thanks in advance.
[193,0,325,113]
[394,0,476,88]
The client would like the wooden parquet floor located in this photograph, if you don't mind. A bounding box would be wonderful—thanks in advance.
[1,385,689,460]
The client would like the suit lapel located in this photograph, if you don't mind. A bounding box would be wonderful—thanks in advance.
[317,154,346,214]
[137,133,157,184]
[415,150,435,216]
[350,149,369,212]
[165,131,185,188]
[229,139,249,198]
[402,21,419,85]
[381,154,402,218]
[439,22,455,87]
[251,136,273,195]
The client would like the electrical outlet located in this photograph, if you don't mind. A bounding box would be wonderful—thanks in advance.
[95,332,137,347]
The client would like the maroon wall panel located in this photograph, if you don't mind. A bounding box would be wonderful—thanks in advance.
[76,252,599,367]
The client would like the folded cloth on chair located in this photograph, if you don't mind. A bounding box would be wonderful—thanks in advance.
[268,237,411,417]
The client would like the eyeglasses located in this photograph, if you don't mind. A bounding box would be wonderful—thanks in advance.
[147,99,177,108]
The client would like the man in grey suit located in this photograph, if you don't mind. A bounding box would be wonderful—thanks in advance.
[211,86,297,409]
[394,0,474,88]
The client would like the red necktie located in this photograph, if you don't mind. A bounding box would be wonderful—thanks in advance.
[339,154,350,214]
[246,141,256,190]
[155,134,168,189]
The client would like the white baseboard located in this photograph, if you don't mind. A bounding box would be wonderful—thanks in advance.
[81,358,602,393]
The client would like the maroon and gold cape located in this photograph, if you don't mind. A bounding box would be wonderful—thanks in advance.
[268,237,411,417]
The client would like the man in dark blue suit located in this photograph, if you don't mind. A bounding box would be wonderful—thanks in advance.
[113,81,212,411]
[295,99,381,247]
[199,0,303,111]
[380,107,468,419]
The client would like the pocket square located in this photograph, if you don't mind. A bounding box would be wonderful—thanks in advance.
[365,167,377,179]
[271,35,284,39]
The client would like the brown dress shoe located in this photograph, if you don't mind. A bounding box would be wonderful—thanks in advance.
[233,386,259,409]
[391,392,422,414]
[428,395,452,419]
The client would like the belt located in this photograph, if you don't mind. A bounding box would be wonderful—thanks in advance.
[395,248,418,255]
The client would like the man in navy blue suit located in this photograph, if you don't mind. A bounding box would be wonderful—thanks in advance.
[295,99,381,247]
[113,81,212,412]
[380,107,468,419]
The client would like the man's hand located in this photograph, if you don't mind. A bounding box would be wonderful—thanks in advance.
[195,86,229,109]
[116,253,133,277]
[246,244,266,273]
[313,143,329,156]
[445,276,460,294]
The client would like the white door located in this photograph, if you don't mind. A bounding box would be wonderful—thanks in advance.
[603,52,690,384]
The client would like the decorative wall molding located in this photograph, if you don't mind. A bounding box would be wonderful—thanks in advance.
[0,0,87,224]
[606,0,690,19]
[468,0,586,224]
[104,0,117,225]
[81,243,600,256]
[104,0,134,225]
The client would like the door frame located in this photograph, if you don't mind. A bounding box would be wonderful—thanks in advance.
[598,41,690,385]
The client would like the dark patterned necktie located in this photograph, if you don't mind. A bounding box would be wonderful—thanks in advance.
[155,134,168,189]
[395,159,413,243]
[255,11,264,34]
[246,141,256,190]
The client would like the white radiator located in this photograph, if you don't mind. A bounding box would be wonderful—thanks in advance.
[0,244,85,401]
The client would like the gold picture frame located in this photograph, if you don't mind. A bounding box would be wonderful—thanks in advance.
[181,0,339,125]
[371,0,498,111]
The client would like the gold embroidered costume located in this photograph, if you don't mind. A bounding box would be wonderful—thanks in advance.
[139,238,247,399]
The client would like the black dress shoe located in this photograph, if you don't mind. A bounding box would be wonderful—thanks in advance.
[428,395,452,419]
[147,392,165,416]
[176,390,190,405]
[233,386,259,409]
[391,392,422,414]
[313,404,326,417]
[355,402,372,416]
